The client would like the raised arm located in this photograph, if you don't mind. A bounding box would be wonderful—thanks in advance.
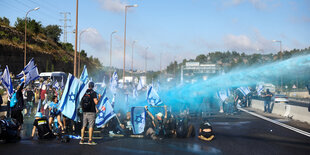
[145,106,154,120]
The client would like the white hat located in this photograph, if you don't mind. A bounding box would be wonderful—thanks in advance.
[156,112,163,117]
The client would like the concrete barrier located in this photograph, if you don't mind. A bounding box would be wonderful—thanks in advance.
[251,99,310,124]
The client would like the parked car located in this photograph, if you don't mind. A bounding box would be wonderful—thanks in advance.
[272,94,289,104]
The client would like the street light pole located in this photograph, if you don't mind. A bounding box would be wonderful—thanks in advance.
[109,30,117,78]
[273,40,283,91]
[24,7,39,67]
[131,40,136,78]
[78,29,88,77]
[74,0,79,77]
[123,4,138,84]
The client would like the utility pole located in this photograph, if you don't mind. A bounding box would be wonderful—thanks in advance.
[74,0,78,77]
[60,12,71,43]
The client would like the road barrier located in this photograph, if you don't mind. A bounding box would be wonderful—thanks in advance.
[251,99,310,124]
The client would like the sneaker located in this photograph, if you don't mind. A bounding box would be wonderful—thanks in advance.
[79,140,84,144]
[88,140,97,145]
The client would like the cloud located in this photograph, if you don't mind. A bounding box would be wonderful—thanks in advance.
[96,0,127,13]
[82,28,108,53]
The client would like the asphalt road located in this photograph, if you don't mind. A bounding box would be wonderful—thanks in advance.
[0,108,310,155]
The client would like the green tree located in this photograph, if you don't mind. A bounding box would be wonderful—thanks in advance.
[44,25,62,42]
[195,54,207,63]
[14,17,43,35]
[0,17,10,26]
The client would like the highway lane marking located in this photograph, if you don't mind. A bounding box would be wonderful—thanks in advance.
[238,107,310,138]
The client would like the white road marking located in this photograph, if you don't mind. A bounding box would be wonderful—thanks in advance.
[238,107,310,138]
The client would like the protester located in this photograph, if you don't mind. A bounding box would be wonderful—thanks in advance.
[263,89,273,113]
[145,105,168,140]
[120,112,133,135]
[11,77,25,134]
[48,96,64,133]
[198,121,215,141]
[175,111,195,138]
[80,82,99,145]
[164,111,176,138]
[31,112,55,139]
[25,86,35,117]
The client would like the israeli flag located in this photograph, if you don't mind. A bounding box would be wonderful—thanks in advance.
[80,65,88,83]
[95,97,116,128]
[110,71,118,94]
[0,66,13,96]
[53,80,60,90]
[137,78,143,90]
[146,86,162,106]
[61,77,64,89]
[20,66,40,86]
[133,87,138,99]
[217,89,230,102]
[16,58,35,78]
[256,85,264,96]
[131,107,146,134]
[58,74,88,121]
[238,86,251,96]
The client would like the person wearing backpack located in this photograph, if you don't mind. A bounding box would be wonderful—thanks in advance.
[80,82,99,145]
[11,76,26,135]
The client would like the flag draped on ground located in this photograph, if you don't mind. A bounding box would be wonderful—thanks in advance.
[0,66,13,96]
[217,89,230,102]
[238,86,251,96]
[16,58,35,78]
[131,107,146,134]
[95,96,116,128]
[58,74,88,121]
[20,66,40,86]
[80,65,88,83]
[146,85,162,106]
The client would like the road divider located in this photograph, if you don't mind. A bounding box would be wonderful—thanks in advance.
[251,99,310,124]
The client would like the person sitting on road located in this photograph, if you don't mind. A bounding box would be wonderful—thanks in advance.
[31,112,55,140]
[120,112,133,136]
[48,96,64,133]
[164,111,176,138]
[175,112,195,138]
[198,121,215,141]
[144,105,168,140]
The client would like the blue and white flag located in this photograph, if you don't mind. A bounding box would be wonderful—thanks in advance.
[20,66,40,86]
[95,97,116,128]
[238,86,251,96]
[53,80,60,90]
[101,76,106,88]
[58,74,88,121]
[80,65,88,83]
[133,87,138,99]
[131,107,146,134]
[111,94,116,108]
[146,86,162,106]
[0,66,13,96]
[110,71,118,94]
[256,85,264,96]
[16,58,35,78]
[217,89,230,102]
[61,77,64,89]
[137,78,143,90]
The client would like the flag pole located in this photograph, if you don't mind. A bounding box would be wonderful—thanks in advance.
[115,114,122,125]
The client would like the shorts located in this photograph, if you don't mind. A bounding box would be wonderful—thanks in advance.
[83,112,95,128]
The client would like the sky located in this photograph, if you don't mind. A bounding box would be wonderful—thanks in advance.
[1,0,310,71]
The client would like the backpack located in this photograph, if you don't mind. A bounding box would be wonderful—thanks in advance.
[10,93,18,108]
[81,90,93,111]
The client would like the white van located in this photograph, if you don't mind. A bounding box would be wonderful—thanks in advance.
[39,72,67,83]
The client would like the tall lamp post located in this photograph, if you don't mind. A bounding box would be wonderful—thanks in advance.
[74,0,79,77]
[273,40,283,91]
[78,29,88,77]
[110,30,117,78]
[123,4,138,84]
[24,7,39,67]
[131,40,136,78]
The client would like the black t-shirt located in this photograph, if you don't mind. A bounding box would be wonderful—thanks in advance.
[33,118,52,138]
[26,90,34,102]
[82,89,97,112]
